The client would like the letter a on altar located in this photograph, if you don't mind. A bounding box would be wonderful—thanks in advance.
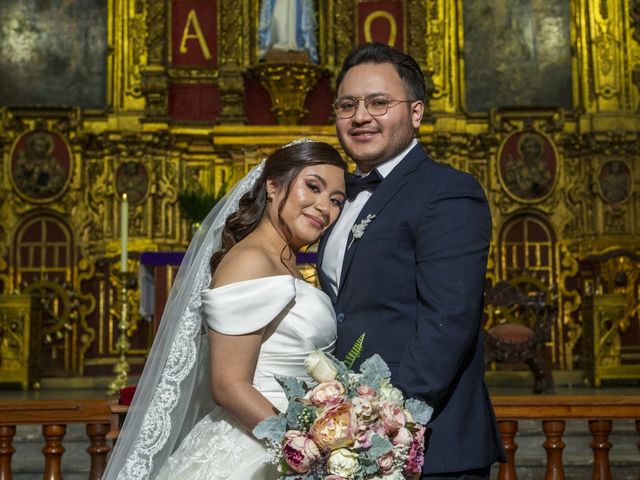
[179,9,212,60]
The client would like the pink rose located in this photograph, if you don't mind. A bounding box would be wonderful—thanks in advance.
[403,439,425,475]
[379,402,406,434]
[404,425,427,475]
[413,425,427,446]
[392,426,413,446]
[356,384,376,398]
[309,381,346,408]
[309,402,357,450]
[368,419,386,437]
[377,451,395,475]
[354,426,374,449]
[324,476,347,480]
[282,430,321,473]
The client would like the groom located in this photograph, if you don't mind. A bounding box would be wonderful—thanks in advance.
[318,43,505,479]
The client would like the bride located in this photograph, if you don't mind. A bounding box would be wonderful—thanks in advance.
[102,140,346,480]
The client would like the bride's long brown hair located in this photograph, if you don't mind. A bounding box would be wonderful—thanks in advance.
[210,141,346,274]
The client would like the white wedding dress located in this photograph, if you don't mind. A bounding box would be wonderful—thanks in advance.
[155,275,336,479]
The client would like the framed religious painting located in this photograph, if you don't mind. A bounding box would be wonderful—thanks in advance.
[462,0,573,112]
[598,160,632,204]
[9,131,73,203]
[498,131,558,203]
[116,162,149,206]
[0,0,108,108]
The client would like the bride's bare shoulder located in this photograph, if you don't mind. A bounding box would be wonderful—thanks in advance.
[211,244,280,288]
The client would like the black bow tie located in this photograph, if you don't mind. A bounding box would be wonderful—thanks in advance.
[345,170,382,201]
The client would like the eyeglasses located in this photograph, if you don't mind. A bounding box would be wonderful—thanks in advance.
[333,95,415,119]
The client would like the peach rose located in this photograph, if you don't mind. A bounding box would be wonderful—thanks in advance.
[309,402,357,450]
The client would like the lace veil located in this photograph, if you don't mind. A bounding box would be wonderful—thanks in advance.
[102,161,266,480]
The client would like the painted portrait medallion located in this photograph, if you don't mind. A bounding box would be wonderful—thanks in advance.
[498,131,558,202]
[10,131,72,202]
[115,162,149,205]
[598,160,632,204]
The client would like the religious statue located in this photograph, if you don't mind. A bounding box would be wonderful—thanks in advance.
[258,0,318,63]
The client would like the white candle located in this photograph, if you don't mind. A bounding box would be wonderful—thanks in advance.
[120,193,128,273]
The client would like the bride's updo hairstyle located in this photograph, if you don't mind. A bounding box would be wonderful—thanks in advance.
[210,140,346,273]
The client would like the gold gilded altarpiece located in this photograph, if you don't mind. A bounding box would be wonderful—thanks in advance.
[0,0,638,385]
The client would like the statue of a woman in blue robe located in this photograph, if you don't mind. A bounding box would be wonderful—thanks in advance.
[258,0,318,63]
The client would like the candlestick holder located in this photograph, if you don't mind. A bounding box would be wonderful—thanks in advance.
[107,271,134,396]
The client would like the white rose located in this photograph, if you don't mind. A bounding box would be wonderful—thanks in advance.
[304,350,338,383]
[326,448,360,478]
[379,380,404,404]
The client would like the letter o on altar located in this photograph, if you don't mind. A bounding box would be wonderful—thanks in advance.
[363,11,397,47]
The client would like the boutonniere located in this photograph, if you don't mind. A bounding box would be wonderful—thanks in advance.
[348,214,376,248]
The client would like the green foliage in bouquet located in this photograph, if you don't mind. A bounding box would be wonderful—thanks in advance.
[177,179,229,225]
[343,333,365,369]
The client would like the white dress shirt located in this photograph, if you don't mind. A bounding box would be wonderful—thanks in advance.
[322,139,418,294]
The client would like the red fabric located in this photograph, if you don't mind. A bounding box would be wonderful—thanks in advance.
[119,385,137,405]
[488,324,534,343]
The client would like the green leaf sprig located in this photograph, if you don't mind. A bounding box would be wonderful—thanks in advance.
[343,333,365,370]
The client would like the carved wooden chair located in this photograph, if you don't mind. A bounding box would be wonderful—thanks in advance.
[484,276,556,393]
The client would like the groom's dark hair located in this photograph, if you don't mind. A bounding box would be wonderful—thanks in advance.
[336,42,426,103]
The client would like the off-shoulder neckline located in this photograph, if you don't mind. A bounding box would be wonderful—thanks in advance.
[204,274,312,293]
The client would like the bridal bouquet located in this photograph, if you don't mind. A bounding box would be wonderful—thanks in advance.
[253,349,433,479]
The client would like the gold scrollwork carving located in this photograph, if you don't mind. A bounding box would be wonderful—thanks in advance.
[219,0,247,65]
[558,243,582,369]
[127,14,147,98]
[425,0,448,103]
[218,1,248,123]
[140,0,167,118]
[333,0,356,70]
[407,0,427,63]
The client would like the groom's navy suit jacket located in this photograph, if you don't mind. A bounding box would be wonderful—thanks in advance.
[318,144,505,475]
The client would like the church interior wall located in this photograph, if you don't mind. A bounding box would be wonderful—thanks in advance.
[0,0,638,384]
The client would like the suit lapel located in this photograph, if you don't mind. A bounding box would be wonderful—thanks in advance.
[337,145,426,294]
[316,223,338,304]
[316,222,334,270]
